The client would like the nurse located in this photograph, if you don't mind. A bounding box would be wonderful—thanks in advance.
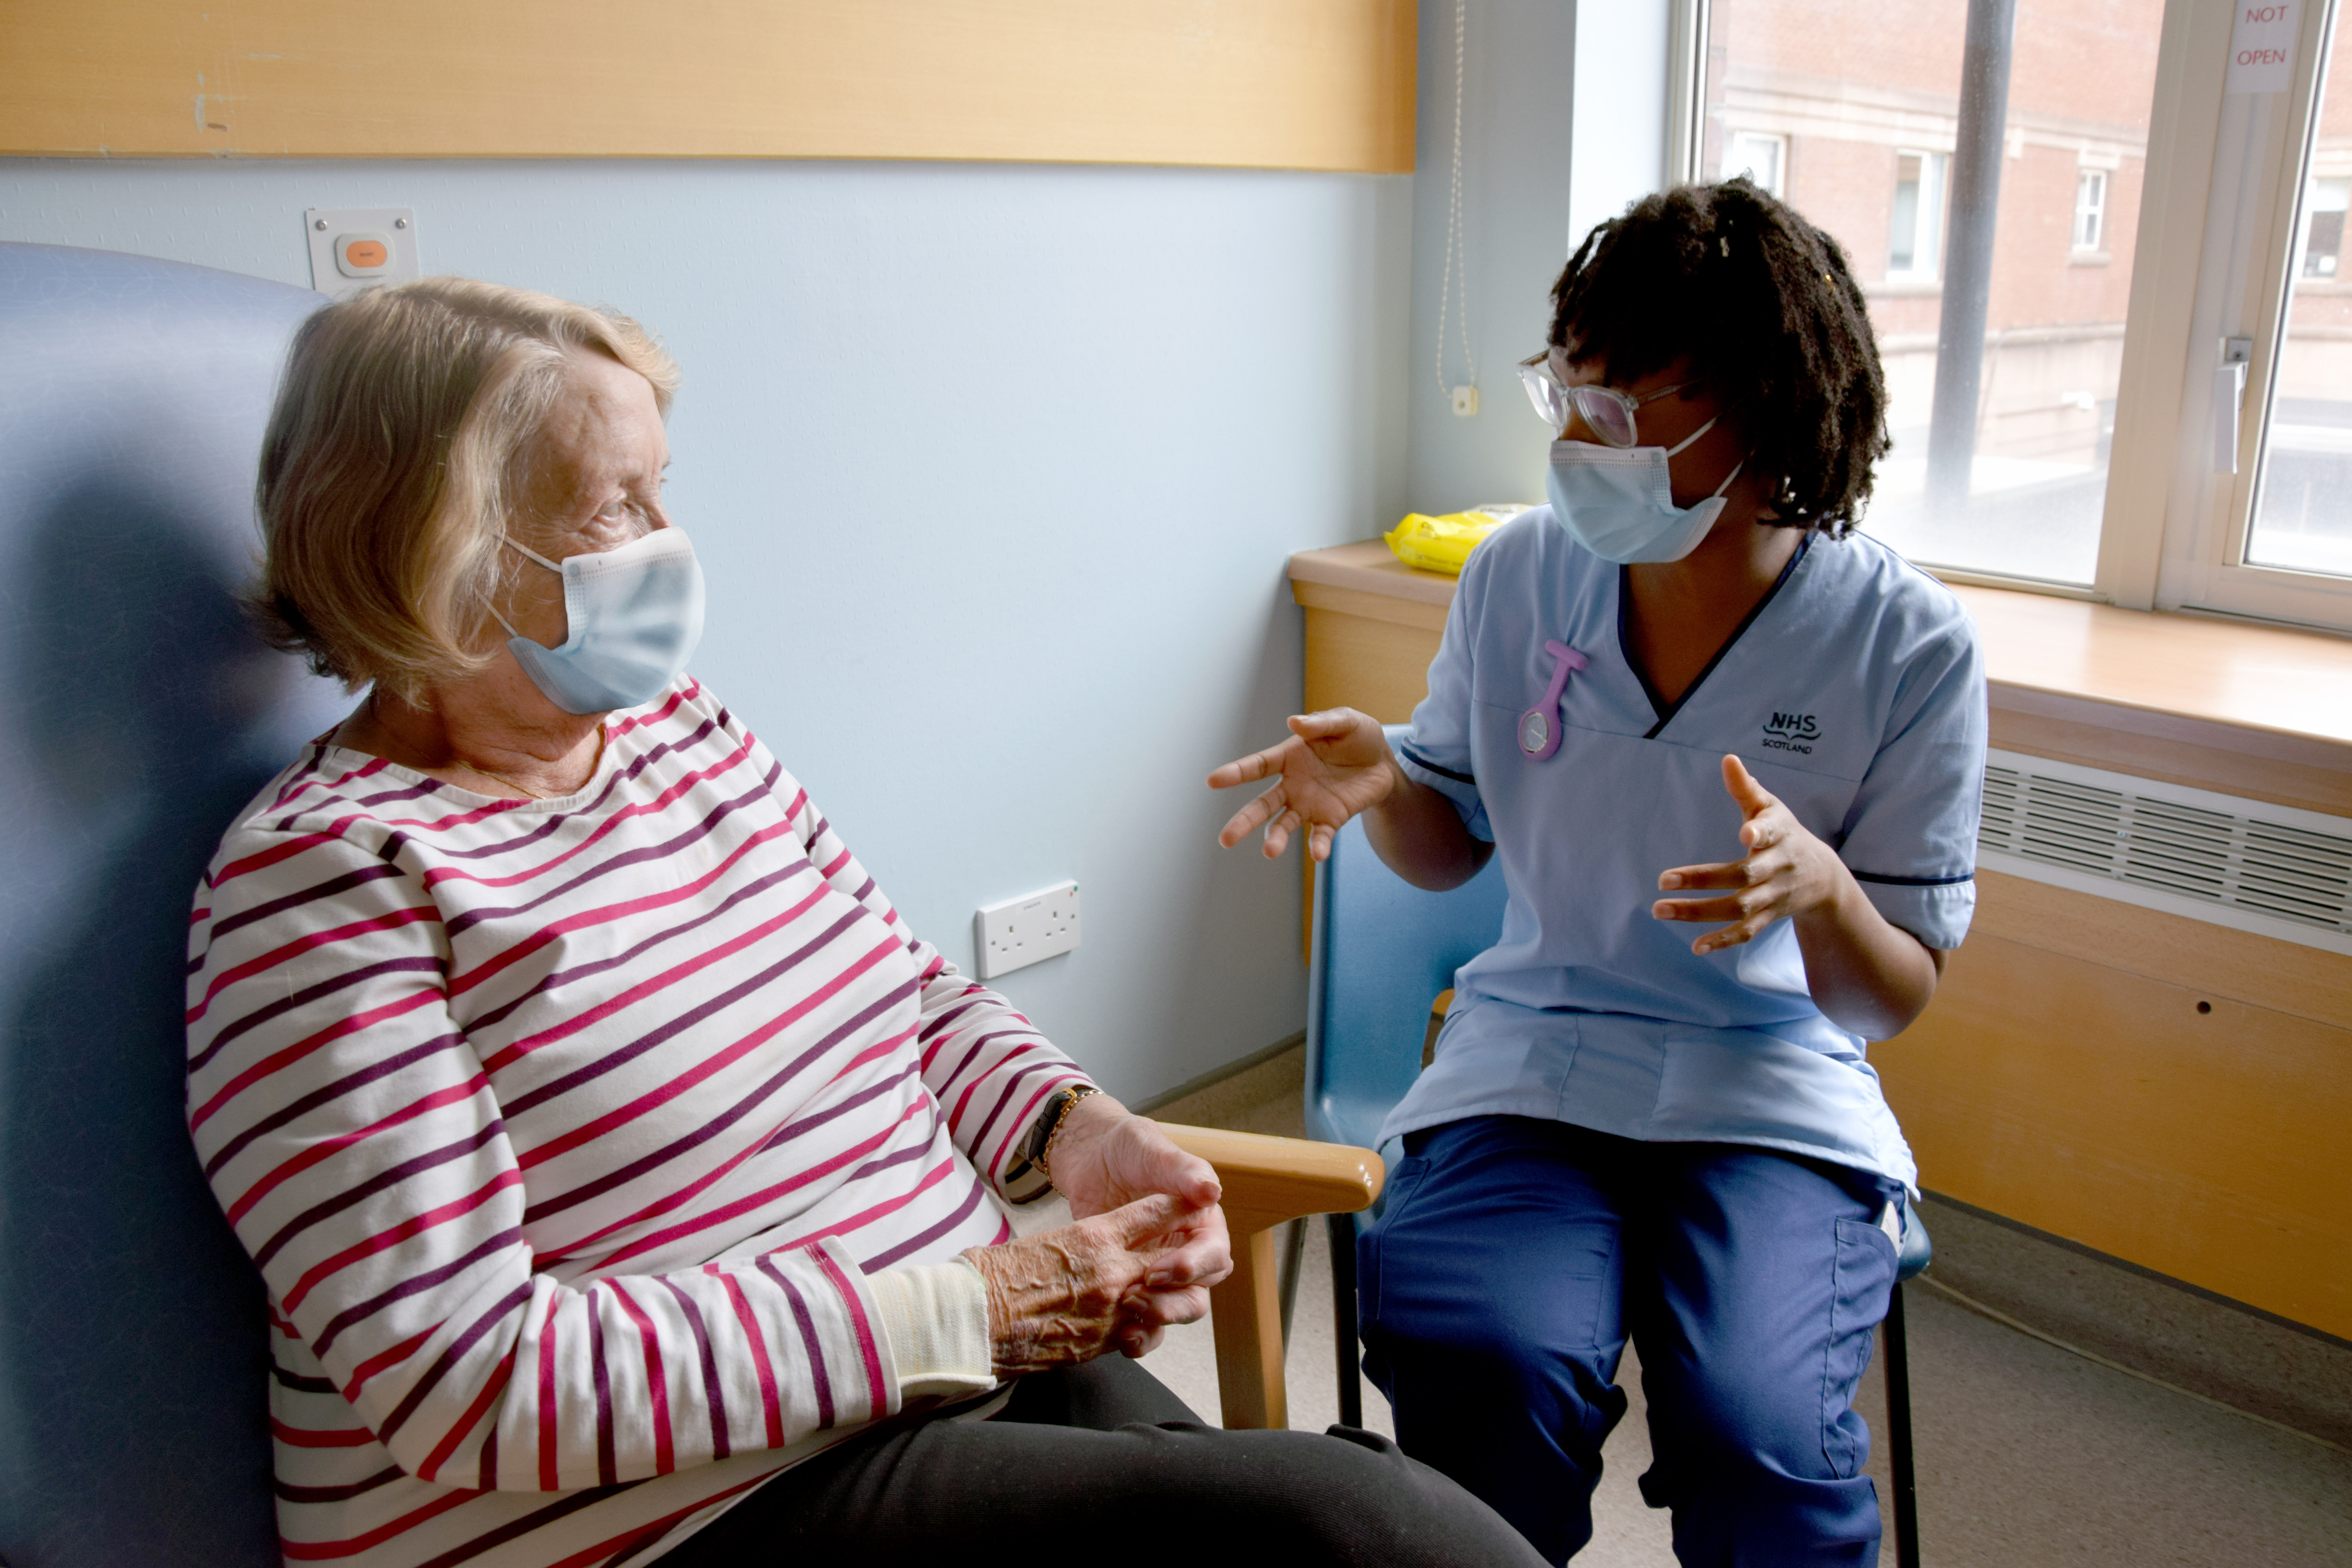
[1209,180,1985,1566]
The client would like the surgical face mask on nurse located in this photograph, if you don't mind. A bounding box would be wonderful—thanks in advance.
[1521,352,1749,565]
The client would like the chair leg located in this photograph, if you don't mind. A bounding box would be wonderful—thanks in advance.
[1276,1217,1307,1351]
[1884,1281,1920,1568]
[1208,1227,1288,1429]
[1328,1211,1362,1429]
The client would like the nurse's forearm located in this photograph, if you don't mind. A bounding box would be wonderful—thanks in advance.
[1365,762,1494,891]
[1791,880,1944,1040]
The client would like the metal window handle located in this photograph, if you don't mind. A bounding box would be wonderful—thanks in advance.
[2215,336,2254,474]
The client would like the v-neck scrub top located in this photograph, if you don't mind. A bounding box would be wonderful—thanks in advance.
[1382,508,1987,1193]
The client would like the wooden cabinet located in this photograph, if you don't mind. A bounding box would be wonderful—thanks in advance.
[1290,541,2352,1338]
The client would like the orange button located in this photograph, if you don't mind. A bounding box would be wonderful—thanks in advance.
[343,239,388,269]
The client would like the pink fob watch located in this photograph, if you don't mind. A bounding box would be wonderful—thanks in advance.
[1517,639,1588,760]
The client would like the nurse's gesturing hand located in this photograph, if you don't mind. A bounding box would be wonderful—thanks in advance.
[1209,708,1492,889]
[1208,709,1399,863]
[1652,755,1946,1040]
[1651,756,1842,954]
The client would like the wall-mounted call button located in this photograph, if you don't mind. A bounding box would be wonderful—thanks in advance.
[305,207,418,299]
[336,233,392,277]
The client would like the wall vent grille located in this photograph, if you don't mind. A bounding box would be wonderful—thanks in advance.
[1977,749,2352,953]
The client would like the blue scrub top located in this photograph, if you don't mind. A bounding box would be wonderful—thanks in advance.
[1383,508,1987,1192]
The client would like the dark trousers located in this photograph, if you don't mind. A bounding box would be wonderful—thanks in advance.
[1358,1116,1902,1567]
[659,1352,1546,1567]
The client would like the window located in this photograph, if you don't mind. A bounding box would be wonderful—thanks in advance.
[2149,0,2352,625]
[1686,0,2352,626]
[1726,129,1788,197]
[2245,47,2352,576]
[1887,151,1949,279]
[2301,176,2349,276]
[2074,168,2109,251]
[1702,0,2160,589]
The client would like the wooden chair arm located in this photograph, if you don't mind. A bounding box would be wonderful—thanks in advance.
[1153,1123,1386,1431]
[1156,1123,1385,1233]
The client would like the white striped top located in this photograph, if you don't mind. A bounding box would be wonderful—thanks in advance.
[185,678,1082,1568]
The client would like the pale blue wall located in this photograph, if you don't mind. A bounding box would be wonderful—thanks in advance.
[1569,3,1671,255]
[0,157,1412,1101]
[1401,0,1575,516]
[1401,0,1671,515]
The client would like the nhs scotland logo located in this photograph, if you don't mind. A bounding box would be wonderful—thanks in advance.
[1762,711,1819,754]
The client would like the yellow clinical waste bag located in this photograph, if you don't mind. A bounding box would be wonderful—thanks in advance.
[1383,504,1534,575]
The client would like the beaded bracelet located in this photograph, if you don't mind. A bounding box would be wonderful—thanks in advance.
[1031,1084,1101,1183]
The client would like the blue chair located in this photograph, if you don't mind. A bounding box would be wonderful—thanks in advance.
[0,243,343,1568]
[1302,813,1508,1432]
[1303,813,1933,1568]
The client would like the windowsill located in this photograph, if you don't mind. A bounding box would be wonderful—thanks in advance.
[2069,249,2113,266]
[1286,539,2352,815]
[1866,276,1943,298]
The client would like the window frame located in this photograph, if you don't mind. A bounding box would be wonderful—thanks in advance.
[2120,0,2350,628]
[2295,175,2349,278]
[2074,167,2109,253]
[1727,128,1789,198]
[1680,0,2352,632]
[1886,147,1950,281]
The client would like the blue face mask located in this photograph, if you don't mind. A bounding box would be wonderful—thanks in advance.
[1545,417,1748,564]
[492,526,705,715]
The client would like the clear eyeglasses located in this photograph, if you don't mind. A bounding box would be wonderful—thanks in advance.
[1517,346,1694,447]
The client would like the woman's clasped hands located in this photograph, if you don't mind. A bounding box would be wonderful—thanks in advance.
[961,1094,1231,1378]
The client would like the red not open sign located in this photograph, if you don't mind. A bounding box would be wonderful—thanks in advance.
[2227,0,2298,94]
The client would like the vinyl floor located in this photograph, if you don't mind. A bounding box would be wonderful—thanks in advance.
[1094,1046,2352,1567]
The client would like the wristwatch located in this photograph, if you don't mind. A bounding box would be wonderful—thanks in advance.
[1023,1083,1100,1181]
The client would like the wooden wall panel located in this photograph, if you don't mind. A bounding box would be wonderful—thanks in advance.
[1874,872,2352,1339]
[1989,686,2352,818]
[0,1,1417,172]
[1968,868,2352,1032]
[1300,604,1439,723]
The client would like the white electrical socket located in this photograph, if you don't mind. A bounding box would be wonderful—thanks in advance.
[975,881,1081,980]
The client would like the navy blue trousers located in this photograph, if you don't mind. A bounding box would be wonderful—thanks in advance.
[1358,1116,1903,1567]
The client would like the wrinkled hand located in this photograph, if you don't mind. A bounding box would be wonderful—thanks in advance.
[1208,708,1398,862]
[1043,1095,1230,1357]
[1652,755,1848,955]
[961,1194,1206,1376]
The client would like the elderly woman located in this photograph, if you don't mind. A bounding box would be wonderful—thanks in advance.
[187,279,1540,1568]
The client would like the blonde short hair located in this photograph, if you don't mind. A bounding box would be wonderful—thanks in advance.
[252,276,681,701]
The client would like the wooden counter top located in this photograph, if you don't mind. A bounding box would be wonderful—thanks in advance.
[1287,538,1459,607]
[1945,584,2352,750]
[1288,539,2352,815]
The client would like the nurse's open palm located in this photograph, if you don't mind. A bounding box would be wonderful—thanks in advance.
[1209,708,1397,862]
[1651,755,1845,954]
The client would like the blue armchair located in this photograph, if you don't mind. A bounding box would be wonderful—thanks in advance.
[0,241,345,1568]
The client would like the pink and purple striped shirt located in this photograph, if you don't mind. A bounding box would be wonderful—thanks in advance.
[186,677,1083,1567]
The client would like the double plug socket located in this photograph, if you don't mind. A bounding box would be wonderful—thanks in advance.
[975,881,1080,980]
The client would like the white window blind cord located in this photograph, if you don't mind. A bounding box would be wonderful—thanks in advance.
[1434,0,1477,402]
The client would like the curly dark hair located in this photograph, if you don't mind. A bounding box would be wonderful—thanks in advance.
[1546,178,1889,537]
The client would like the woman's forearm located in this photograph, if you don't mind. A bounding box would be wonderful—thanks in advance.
[1791,877,1944,1040]
[1364,760,1494,891]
